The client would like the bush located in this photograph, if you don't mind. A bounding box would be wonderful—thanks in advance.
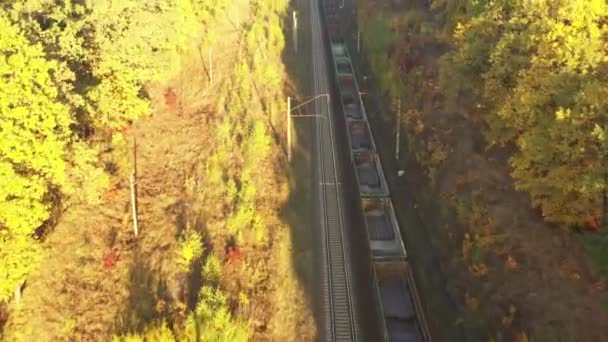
[182,286,249,342]
[202,254,222,286]
[176,230,204,272]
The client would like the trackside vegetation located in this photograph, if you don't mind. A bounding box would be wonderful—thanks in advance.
[1,0,314,340]
[358,0,608,340]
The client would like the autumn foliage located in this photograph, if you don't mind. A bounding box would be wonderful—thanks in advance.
[0,0,251,303]
[438,0,608,226]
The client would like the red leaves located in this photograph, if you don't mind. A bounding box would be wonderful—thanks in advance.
[103,249,120,271]
[396,35,422,74]
[585,218,601,232]
[226,246,242,264]
[164,87,178,110]
[118,124,132,135]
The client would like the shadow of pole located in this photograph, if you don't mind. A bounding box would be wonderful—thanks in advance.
[117,244,170,335]
[117,199,206,337]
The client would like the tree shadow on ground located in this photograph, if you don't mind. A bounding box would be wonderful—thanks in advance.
[278,0,323,339]
[116,246,172,335]
[116,202,207,336]
[0,304,7,333]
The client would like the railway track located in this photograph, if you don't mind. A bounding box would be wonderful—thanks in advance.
[310,0,359,340]
[317,0,433,340]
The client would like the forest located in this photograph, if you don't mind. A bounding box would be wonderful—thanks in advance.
[1,0,314,340]
[357,0,608,340]
[438,0,607,228]
[363,0,607,228]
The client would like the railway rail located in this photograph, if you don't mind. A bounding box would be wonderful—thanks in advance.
[310,0,360,340]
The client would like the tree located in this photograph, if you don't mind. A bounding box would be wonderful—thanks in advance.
[2,0,204,134]
[0,0,212,303]
[176,229,204,272]
[442,0,608,225]
[0,14,72,302]
[181,286,250,342]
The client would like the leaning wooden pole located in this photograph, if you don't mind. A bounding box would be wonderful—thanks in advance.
[14,282,22,303]
[209,47,213,84]
[130,132,139,236]
[395,98,401,161]
[287,96,292,161]
[293,11,298,53]
[604,122,608,230]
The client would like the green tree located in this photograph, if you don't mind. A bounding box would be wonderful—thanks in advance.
[182,286,250,342]
[176,229,204,272]
[202,254,222,286]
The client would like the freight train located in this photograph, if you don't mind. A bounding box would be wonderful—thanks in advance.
[320,1,432,341]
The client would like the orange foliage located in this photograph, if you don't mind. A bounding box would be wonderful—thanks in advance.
[103,249,120,271]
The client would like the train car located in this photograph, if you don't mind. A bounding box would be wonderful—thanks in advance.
[329,44,365,120]
[329,42,375,126]
[329,44,367,123]
[353,151,389,197]
[346,119,373,151]
[362,198,406,259]
[373,261,431,342]
[338,76,365,120]
[330,41,348,60]
[335,55,354,77]
[320,1,432,340]
[323,0,339,14]
[323,4,342,42]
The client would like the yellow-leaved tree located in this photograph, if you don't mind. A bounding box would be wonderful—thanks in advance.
[0,14,71,301]
[442,0,608,226]
[0,0,210,302]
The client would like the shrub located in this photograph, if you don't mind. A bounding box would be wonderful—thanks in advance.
[176,230,204,272]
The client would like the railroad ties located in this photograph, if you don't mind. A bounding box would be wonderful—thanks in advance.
[311,0,358,341]
[320,1,432,341]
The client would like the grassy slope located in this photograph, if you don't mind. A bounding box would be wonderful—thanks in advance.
[2,1,315,340]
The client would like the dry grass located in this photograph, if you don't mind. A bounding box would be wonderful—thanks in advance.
[3,100,211,341]
[266,226,317,341]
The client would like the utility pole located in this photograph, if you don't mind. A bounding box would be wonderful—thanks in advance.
[604,121,608,230]
[287,94,331,162]
[209,47,213,84]
[130,131,139,236]
[395,98,401,161]
[293,11,298,53]
[357,30,361,53]
[14,283,22,303]
[287,96,292,161]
